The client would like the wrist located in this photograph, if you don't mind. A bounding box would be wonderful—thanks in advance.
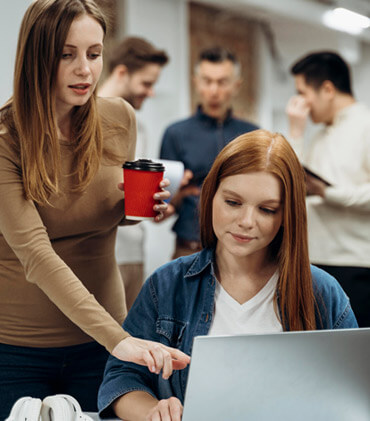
[289,126,305,140]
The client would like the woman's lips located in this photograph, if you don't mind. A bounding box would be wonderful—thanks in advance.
[231,233,255,242]
[69,83,91,95]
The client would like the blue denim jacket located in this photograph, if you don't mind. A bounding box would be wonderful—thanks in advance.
[160,107,259,242]
[98,248,358,417]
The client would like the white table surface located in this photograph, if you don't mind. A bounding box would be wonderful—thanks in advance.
[85,413,119,421]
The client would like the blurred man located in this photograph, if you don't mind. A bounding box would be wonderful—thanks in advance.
[160,46,258,259]
[99,37,168,310]
[99,36,168,109]
[286,51,370,327]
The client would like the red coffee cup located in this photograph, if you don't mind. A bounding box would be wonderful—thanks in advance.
[123,159,165,220]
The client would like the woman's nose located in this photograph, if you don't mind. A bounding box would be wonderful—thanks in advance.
[74,57,90,76]
[238,207,255,228]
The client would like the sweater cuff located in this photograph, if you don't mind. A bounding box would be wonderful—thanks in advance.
[105,328,131,354]
[323,187,346,206]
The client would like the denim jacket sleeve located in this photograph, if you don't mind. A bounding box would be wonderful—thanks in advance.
[311,265,358,329]
[97,276,161,417]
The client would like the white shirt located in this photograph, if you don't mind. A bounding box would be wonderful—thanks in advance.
[289,102,370,267]
[208,271,282,336]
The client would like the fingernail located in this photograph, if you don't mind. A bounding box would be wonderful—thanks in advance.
[154,194,160,199]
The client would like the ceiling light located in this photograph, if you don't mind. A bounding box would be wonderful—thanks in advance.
[323,7,370,35]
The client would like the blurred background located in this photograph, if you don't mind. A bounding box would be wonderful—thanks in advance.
[2,0,370,277]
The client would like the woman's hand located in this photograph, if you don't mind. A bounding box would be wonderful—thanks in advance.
[145,397,183,421]
[168,170,201,211]
[153,178,171,222]
[118,179,171,223]
[155,170,201,223]
[111,337,190,380]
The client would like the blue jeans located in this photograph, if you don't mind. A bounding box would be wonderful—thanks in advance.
[0,341,109,420]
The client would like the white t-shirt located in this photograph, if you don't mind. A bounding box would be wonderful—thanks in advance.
[208,271,282,336]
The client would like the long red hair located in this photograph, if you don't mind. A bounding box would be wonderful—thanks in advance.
[200,130,316,330]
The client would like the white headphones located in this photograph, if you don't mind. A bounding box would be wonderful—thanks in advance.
[5,397,42,421]
[6,395,94,421]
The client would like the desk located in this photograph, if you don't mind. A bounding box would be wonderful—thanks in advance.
[85,413,119,421]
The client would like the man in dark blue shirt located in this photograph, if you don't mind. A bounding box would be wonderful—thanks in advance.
[160,46,258,258]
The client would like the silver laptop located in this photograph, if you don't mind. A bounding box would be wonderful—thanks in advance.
[182,328,370,421]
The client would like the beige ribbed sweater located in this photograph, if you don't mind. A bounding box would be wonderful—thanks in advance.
[0,97,136,352]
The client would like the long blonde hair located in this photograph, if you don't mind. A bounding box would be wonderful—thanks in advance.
[0,0,107,205]
[200,130,316,331]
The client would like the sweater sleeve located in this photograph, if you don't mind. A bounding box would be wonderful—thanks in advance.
[322,129,370,212]
[0,100,135,353]
[323,183,370,212]
[307,117,370,213]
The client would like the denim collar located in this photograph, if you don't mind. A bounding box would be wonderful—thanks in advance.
[184,247,215,279]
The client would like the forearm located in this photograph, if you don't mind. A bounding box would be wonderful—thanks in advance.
[323,184,370,212]
[113,391,158,421]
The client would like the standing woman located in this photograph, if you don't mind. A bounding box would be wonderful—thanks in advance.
[98,130,357,420]
[0,0,189,416]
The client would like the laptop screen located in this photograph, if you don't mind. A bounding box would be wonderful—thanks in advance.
[182,328,370,421]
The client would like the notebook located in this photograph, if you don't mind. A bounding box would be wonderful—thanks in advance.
[182,328,370,421]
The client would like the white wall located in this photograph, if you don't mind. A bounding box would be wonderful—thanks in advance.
[0,0,31,105]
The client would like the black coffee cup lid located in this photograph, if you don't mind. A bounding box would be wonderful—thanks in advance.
[123,159,165,172]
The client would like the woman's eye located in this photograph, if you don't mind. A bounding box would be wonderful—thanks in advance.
[225,200,240,207]
[261,207,277,215]
[89,53,101,59]
[61,53,72,59]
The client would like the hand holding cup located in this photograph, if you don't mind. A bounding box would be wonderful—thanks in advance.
[121,159,169,222]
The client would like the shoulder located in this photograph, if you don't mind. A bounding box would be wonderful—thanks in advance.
[149,248,213,295]
[97,97,136,160]
[124,252,202,324]
[352,102,370,116]
[164,115,198,134]
[310,265,358,329]
[0,120,19,163]
[97,96,136,128]
[338,102,370,131]
[150,252,201,288]
[311,265,345,299]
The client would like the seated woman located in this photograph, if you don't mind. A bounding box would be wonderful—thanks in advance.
[98,130,357,420]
